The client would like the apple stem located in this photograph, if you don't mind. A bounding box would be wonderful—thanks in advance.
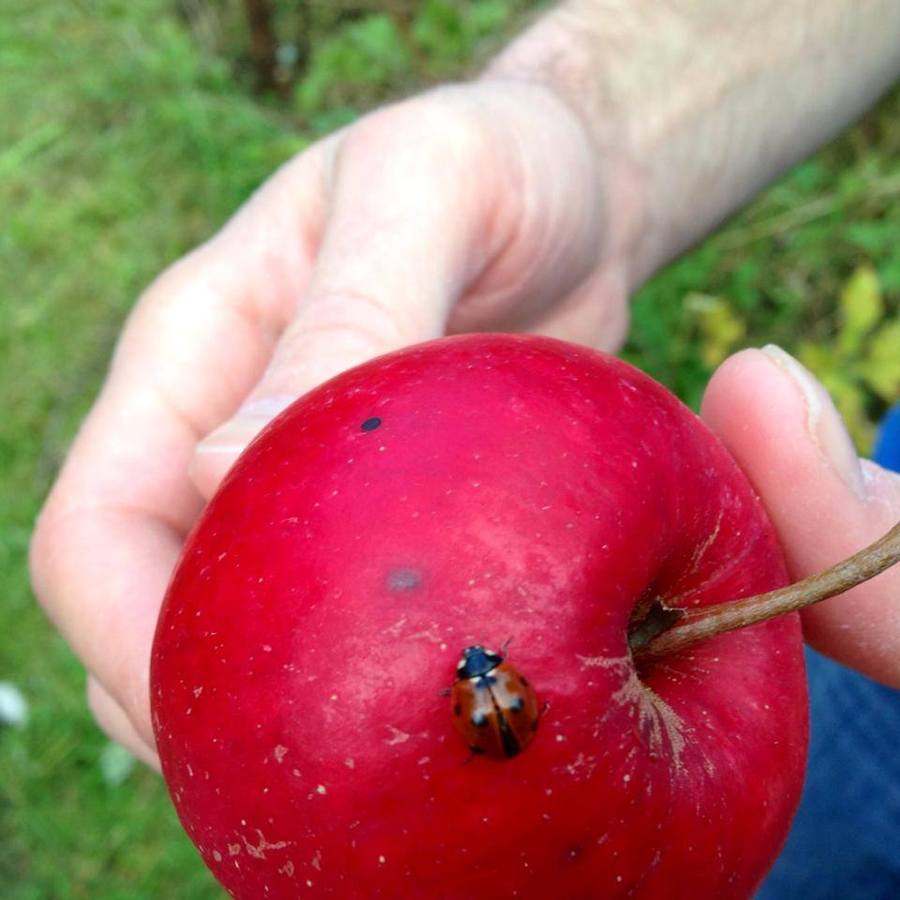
[632,519,900,659]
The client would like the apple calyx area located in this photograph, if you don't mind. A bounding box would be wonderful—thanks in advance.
[631,519,900,658]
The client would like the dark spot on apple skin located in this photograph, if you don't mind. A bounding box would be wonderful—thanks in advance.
[360,416,382,432]
[386,568,421,592]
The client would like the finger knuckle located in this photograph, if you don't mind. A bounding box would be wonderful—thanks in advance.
[85,679,126,744]
[29,491,97,623]
[301,288,420,348]
[343,89,490,173]
[28,498,65,612]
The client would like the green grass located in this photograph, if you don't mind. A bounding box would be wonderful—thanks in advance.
[1,1,897,896]
[1,3,302,896]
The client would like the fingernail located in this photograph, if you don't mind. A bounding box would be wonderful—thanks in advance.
[761,344,865,497]
[196,396,296,455]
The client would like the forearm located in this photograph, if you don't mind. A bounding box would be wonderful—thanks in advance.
[486,0,900,288]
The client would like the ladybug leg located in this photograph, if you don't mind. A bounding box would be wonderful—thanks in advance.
[499,637,513,656]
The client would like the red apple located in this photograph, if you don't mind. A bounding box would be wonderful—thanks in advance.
[151,333,807,899]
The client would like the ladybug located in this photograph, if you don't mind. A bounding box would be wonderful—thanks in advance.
[450,645,541,759]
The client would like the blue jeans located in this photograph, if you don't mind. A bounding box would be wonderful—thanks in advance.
[758,407,900,899]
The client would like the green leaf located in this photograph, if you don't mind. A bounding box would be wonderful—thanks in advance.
[469,1,512,33]
[878,257,900,293]
[294,14,410,115]
[308,105,360,138]
[846,222,892,256]
[787,159,830,192]
[837,263,882,356]
[413,0,467,61]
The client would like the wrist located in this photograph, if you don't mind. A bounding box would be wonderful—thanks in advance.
[461,75,637,343]
[482,14,648,295]
[486,0,900,287]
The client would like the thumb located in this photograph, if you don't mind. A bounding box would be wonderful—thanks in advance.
[701,345,900,687]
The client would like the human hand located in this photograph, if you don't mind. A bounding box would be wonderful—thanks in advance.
[702,346,900,688]
[29,80,641,767]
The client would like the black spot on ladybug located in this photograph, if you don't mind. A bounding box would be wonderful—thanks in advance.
[386,567,421,592]
[470,745,484,755]
[453,703,462,717]
[361,416,382,432]
[519,676,529,687]
[509,696,524,713]
[471,711,489,728]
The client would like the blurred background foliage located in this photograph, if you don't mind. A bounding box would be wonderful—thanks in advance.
[1,0,897,896]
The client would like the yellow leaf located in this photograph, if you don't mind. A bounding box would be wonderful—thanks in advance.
[685,293,746,368]
[838,263,882,356]
[858,318,900,402]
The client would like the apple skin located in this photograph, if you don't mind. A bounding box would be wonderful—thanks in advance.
[151,333,808,899]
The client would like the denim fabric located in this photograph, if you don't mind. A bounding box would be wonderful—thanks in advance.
[874,404,900,472]
[758,407,900,899]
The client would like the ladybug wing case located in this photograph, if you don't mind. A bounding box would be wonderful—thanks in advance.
[450,663,540,759]
[492,663,540,754]
[451,679,506,758]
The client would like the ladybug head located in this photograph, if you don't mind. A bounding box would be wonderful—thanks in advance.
[456,645,503,680]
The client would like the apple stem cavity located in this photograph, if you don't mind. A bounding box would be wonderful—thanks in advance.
[632,519,900,659]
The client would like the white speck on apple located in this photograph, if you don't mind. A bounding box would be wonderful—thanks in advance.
[384,725,411,745]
